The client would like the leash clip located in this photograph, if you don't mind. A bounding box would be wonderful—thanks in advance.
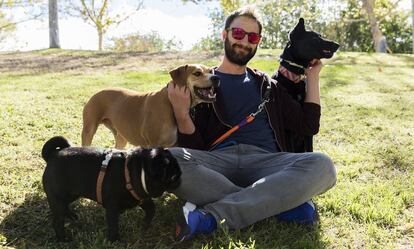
[250,99,269,117]
[102,152,112,168]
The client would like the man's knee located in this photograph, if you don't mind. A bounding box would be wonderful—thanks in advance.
[168,147,192,161]
[312,152,337,188]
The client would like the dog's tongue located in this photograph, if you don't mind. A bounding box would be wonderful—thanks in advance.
[198,87,216,99]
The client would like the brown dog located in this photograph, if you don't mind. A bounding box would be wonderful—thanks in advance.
[82,64,219,148]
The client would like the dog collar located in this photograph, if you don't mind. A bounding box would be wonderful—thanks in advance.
[278,65,306,84]
[140,167,149,194]
[280,58,306,70]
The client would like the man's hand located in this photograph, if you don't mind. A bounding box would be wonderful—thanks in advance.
[304,59,322,105]
[305,59,323,79]
[168,81,191,118]
[167,82,195,134]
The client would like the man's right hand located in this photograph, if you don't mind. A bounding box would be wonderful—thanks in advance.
[167,81,195,134]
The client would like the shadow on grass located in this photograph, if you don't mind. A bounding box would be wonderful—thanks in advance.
[187,218,327,249]
[0,192,328,249]
[0,186,327,249]
[0,193,57,248]
[0,191,185,249]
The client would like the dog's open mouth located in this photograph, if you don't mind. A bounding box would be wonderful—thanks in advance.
[194,86,216,102]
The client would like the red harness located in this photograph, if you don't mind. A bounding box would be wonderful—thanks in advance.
[96,151,144,205]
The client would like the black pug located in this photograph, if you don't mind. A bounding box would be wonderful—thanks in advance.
[41,136,181,242]
[272,18,339,152]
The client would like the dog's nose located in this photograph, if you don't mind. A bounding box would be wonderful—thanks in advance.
[332,42,340,52]
[211,75,220,87]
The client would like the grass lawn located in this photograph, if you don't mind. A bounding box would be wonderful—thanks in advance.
[0,49,413,249]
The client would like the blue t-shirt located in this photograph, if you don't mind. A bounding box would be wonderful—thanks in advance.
[215,70,278,152]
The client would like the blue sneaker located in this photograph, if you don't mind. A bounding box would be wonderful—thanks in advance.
[175,202,217,242]
[276,201,319,225]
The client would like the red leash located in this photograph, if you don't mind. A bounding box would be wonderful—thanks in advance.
[210,99,269,150]
[210,115,255,148]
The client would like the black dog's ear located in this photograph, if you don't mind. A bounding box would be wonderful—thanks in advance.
[169,65,188,87]
[289,18,305,40]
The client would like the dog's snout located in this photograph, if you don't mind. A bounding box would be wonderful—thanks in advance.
[211,75,220,87]
[332,42,340,52]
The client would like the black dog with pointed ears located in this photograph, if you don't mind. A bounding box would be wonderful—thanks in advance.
[272,18,339,152]
[41,136,181,242]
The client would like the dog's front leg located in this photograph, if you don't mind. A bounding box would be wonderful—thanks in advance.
[105,206,121,242]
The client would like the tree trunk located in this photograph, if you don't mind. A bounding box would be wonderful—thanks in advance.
[362,0,383,52]
[411,0,414,53]
[98,29,103,51]
[48,0,60,48]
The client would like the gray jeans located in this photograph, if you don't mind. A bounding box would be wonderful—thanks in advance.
[169,144,337,229]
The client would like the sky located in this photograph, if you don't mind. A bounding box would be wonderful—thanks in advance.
[2,0,220,51]
[1,0,412,52]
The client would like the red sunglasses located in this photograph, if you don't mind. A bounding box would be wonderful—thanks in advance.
[228,27,261,44]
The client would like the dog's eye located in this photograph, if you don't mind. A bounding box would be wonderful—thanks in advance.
[193,72,202,77]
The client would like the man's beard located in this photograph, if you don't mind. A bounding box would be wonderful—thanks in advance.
[224,37,257,66]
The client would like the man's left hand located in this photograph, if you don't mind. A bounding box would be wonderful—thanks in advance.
[305,59,323,79]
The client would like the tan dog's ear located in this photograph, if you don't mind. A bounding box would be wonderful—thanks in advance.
[169,65,188,87]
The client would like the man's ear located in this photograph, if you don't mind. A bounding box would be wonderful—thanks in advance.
[222,29,227,42]
[289,18,305,40]
[169,65,188,87]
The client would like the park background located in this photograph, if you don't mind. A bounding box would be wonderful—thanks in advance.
[0,0,413,248]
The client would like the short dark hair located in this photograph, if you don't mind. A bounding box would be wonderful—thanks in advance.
[224,6,262,35]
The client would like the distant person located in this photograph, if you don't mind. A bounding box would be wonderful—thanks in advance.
[379,35,392,53]
[167,6,337,241]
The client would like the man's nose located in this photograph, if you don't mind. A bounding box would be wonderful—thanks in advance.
[239,35,250,45]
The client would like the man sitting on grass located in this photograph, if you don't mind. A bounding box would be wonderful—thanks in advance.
[167,5,337,241]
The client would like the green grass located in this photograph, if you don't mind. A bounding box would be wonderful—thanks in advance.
[0,49,413,248]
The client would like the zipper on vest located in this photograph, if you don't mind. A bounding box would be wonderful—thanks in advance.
[264,104,282,151]
[261,79,282,151]
[212,103,232,128]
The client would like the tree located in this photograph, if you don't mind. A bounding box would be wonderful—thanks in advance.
[0,8,16,44]
[193,0,412,53]
[191,0,252,51]
[49,0,60,48]
[258,0,322,49]
[0,0,45,45]
[107,31,182,52]
[180,0,214,3]
[411,0,414,54]
[360,0,413,53]
[64,0,144,51]
[361,0,383,52]
[339,0,411,53]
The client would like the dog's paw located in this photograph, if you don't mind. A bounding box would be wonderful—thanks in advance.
[107,233,121,242]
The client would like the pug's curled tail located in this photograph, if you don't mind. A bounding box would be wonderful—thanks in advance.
[41,136,71,161]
